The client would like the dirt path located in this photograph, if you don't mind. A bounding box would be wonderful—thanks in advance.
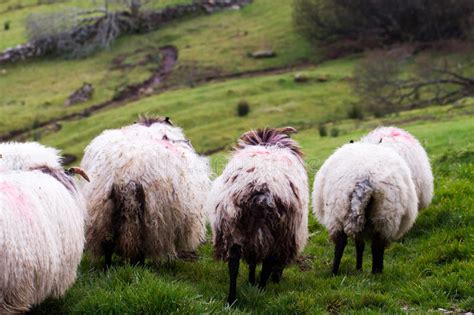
[0,48,314,142]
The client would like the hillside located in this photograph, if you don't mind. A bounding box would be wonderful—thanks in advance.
[0,0,473,313]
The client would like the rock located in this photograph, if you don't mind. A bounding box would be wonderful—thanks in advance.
[65,83,94,106]
[317,74,330,82]
[250,50,276,59]
[1,69,7,75]
[294,73,310,83]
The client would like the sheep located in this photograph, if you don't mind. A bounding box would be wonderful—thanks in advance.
[81,115,211,268]
[360,126,433,210]
[312,142,418,275]
[0,142,88,314]
[209,127,309,304]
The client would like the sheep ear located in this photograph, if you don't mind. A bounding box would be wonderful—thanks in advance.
[277,126,298,135]
[350,140,354,143]
[67,167,90,182]
[162,134,169,140]
[164,117,173,125]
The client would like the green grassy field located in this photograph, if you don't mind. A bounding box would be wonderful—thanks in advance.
[1,0,473,313]
[31,110,474,314]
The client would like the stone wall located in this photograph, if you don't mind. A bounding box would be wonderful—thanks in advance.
[0,0,251,65]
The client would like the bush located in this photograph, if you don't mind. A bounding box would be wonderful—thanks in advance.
[318,124,327,137]
[353,49,474,117]
[294,0,474,47]
[347,104,364,120]
[330,127,339,137]
[236,100,250,117]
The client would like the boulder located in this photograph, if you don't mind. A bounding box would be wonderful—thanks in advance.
[250,50,276,59]
[65,83,94,106]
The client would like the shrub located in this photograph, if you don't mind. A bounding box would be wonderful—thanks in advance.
[347,104,364,120]
[236,100,250,117]
[294,0,474,47]
[353,49,474,117]
[318,124,327,137]
[330,127,339,137]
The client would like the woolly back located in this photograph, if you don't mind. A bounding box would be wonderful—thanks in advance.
[236,127,303,161]
[0,142,62,172]
[360,126,433,209]
[121,115,187,142]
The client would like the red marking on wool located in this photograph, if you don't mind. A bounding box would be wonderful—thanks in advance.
[388,128,415,143]
[158,139,180,155]
[237,149,293,167]
[0,181,34,223]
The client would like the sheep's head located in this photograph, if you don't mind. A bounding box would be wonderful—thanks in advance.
[236,127,303,159]
[160,134,195,152]
[137,115,173,127]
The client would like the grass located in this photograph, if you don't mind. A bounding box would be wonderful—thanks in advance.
[36,57,355,159]
[0,0,314,135]
[1,0,473,313]
[30,109,474,314]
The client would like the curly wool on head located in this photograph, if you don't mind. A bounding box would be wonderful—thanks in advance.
[0,142,86,313]
[209,127,309,304]
[81,116,210,267]
[360,126,433,210]
[312,142,418,274]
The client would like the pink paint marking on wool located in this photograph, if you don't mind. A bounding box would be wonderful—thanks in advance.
[0,181,34,223]
[388,128,416,143]
[158,139,180,155]
[236,149,271,159]
[237,149,293,167]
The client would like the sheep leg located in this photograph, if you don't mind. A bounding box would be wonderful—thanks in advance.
[371,233,387,274]
[102,241,114,271]
[332,232,347,275]
[259,256,276,288]
[355,237,365,271]
[248,262,256,285]
[271,266,283,283]
[131,252,145,266]
[227,244,241,305]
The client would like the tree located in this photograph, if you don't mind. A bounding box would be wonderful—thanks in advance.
[294,0,474,47]
[353,48,474,117]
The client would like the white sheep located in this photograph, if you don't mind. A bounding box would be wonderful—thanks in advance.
[81,116,210,268]
[0,142,88,313]
[209,127,309,304]
[361,126,433,210]
[312,142,418,274]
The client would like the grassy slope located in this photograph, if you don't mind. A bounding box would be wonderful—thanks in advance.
[1,0,473,313]
[32,110,474,314]
[0,0,313,135]
[40,58,355,159]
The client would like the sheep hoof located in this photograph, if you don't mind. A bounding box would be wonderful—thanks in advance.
[226,296,237,306]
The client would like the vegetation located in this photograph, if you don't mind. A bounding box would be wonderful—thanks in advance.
[294,0,474,47]
[236,99,250,117]
[31,106,474,314]
[1,0,473,313]
[353,48,474,117]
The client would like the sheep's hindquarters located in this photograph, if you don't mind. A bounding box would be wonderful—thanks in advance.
[103,181,146,269]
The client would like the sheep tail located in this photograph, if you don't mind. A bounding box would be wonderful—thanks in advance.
[110,181,146,260]
[346,179,373,236]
